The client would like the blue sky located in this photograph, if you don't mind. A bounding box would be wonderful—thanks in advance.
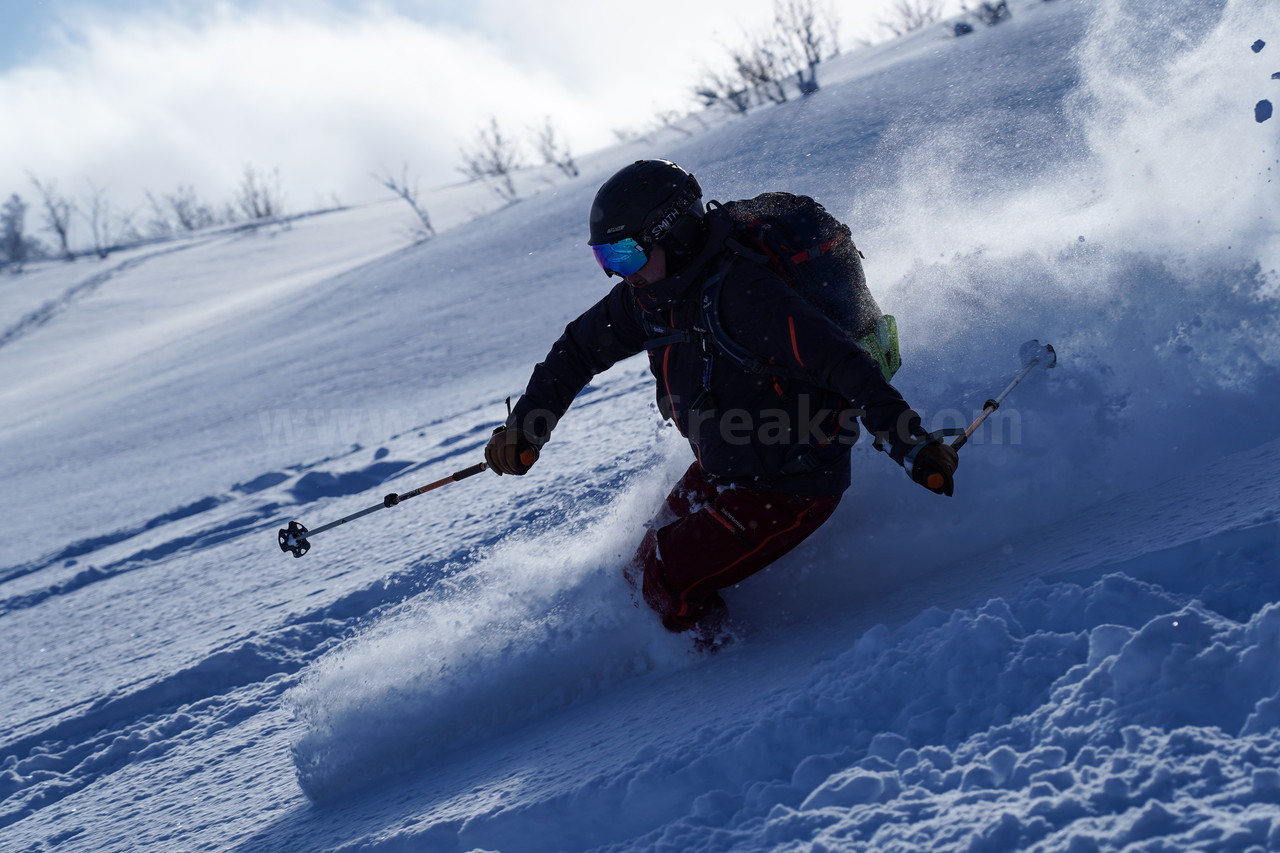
[0,2,45,70]
[0,0,922,225]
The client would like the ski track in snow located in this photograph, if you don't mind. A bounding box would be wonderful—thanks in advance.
[0,211,339,352]
[3,0,1280,850]
[0,242,209,351]
[0,379,661,834]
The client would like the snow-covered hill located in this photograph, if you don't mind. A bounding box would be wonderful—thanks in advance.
[2,0,1278,850]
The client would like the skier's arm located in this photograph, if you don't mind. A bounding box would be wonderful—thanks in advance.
[507,283,647,446]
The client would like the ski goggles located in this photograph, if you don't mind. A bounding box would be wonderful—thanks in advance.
[591,237,648,278]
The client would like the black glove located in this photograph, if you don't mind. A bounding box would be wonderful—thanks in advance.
[485,426,540,476]
[910,441,959,496]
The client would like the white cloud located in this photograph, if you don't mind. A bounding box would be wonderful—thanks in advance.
[0,0,794,218]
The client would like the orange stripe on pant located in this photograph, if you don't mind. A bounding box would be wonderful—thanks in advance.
[674,503,817,622]
[634,462,842,631]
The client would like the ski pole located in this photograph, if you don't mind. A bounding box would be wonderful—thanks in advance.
[908,340,1056,491]
[950,339,1056,453]
[277,461,488,558]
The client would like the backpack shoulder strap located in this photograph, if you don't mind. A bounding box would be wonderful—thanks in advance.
[700,255,809,382]
[642,327,697,350]
[638,291,704,352]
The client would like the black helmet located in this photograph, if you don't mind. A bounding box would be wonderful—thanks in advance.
[588,159,704,249]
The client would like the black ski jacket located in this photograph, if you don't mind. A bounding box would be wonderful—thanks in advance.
[508,208,926,496]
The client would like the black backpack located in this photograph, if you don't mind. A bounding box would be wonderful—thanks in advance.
[706,193,901,383]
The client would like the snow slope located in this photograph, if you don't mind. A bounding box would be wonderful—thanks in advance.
[2,0,1279,850]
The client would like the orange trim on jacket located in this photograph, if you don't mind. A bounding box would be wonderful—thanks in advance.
[787,316,806,368]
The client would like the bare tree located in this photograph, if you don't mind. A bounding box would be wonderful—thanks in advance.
[2,193,35,271]
[28,173,75,260]
[822,3,843,58]
[374,163,435,241]
[166,185,217,232]
[775,0,839,96]
[655,108,697,138]
[144,191,175,238]
[458,117,523,203]
[694,66,753,115]
[969,1,1012,26]
[877,0,946,38]
[732,32,792,105]
[83,181,114,259]
[533,117,579,178]
[236,164,286,221]
[80,182,140,259]
[696,1,841,112]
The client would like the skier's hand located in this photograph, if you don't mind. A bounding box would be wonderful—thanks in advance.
[910,441,959,496]
[485,426,540,476]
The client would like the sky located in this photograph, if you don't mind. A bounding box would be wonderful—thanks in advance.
[0,0,939,233]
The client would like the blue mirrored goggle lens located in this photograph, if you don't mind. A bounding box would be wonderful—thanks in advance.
[591,238,648,277]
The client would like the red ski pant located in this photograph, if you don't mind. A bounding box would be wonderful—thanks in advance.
[632,462,841,631]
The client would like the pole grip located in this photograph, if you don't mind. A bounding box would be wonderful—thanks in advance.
[394,461,489,503]
[453,461,489,481]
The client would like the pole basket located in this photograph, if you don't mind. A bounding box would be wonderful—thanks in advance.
[278,521,311,558]
[1019,339,1057,369]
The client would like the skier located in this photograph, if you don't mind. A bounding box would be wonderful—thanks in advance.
[486,160,958,638]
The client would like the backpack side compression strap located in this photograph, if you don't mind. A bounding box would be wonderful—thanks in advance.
[706,248,902,385]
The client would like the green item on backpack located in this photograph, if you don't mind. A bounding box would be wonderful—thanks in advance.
[855,314,902,382]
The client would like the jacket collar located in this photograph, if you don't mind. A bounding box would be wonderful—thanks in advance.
[634,208,735,314]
